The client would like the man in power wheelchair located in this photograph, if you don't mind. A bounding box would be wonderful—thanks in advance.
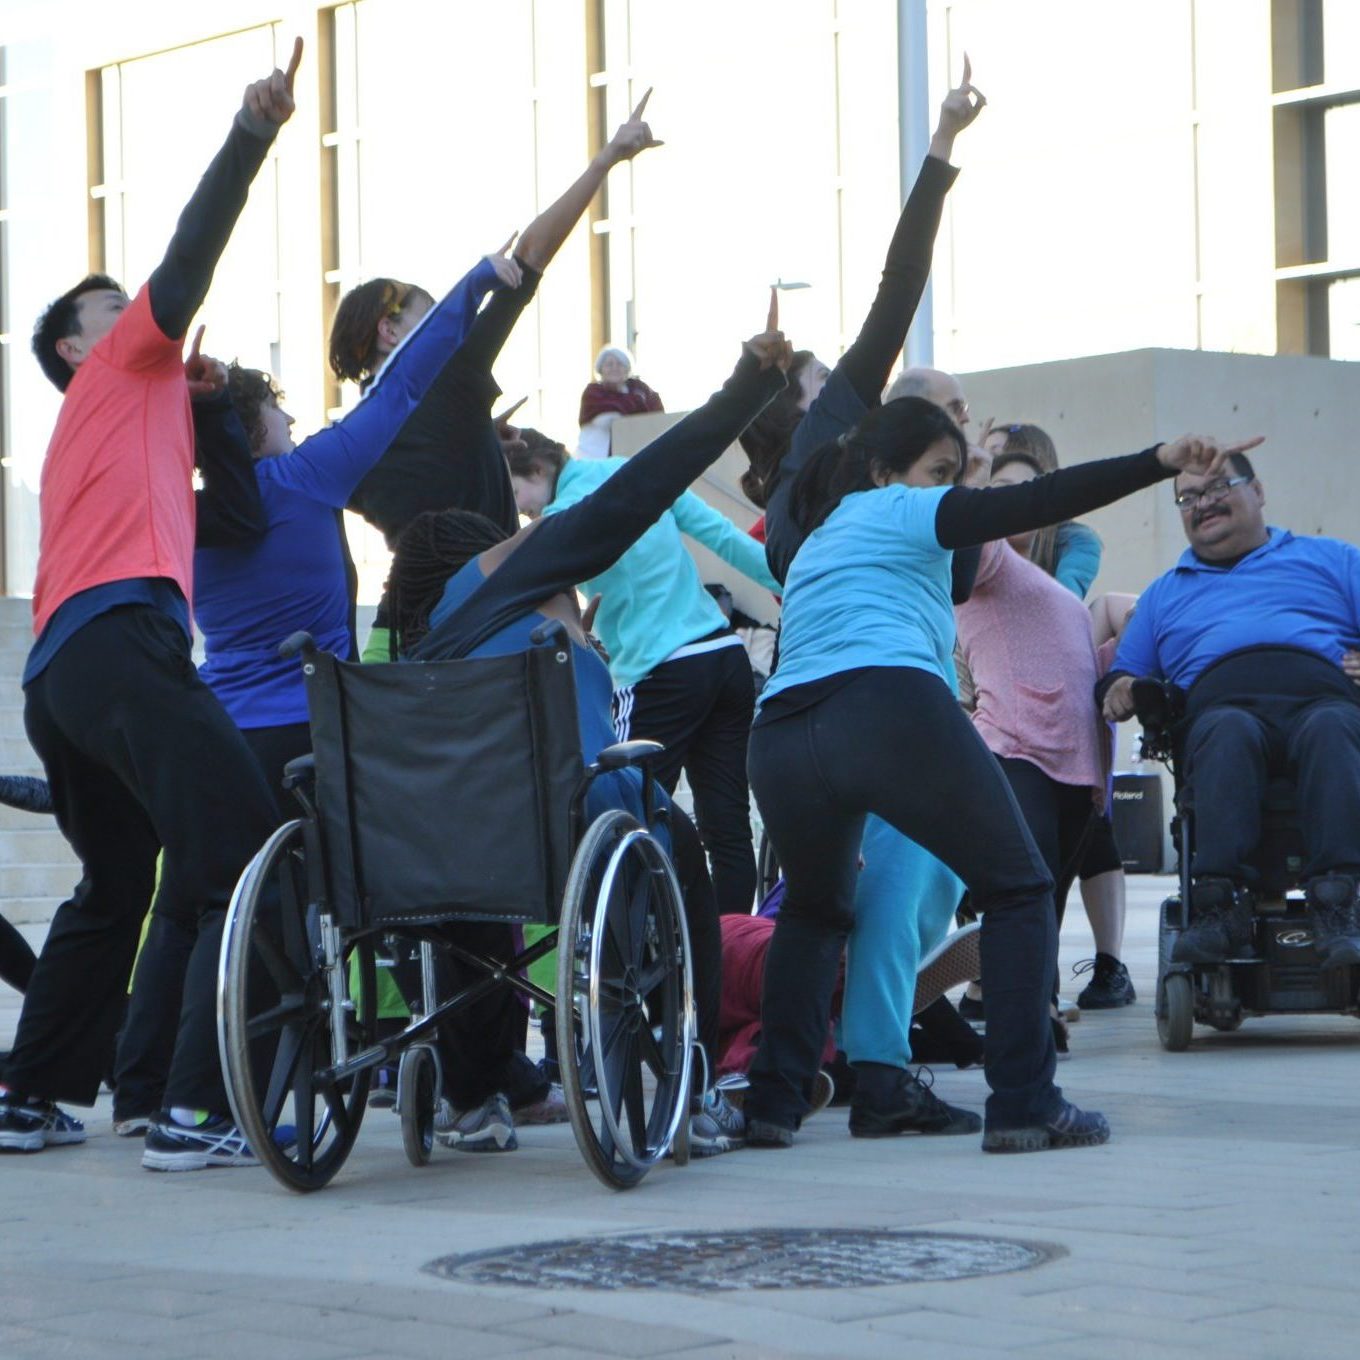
[1099,453,1360,1043]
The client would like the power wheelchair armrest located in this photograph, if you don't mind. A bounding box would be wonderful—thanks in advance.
[1131,678,1187,766]
[282,754,315,790]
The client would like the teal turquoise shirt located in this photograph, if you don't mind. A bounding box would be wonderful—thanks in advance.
[760,483,956,704]
[544,457,780,688]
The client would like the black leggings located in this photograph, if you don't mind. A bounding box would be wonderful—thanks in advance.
[747,667,1059,1130]
[998,758,1096,935]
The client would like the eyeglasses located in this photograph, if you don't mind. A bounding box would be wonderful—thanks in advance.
[1173,475,1250,510]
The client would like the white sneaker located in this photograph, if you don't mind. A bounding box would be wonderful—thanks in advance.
[434,1093,517,1152]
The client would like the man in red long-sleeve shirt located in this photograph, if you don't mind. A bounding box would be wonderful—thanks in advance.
[0,41,303,1171]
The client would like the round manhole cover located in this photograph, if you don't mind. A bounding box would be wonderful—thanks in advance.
[425,1229,1060,1291]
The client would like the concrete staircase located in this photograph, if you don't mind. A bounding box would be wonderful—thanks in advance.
[0,597,78,948]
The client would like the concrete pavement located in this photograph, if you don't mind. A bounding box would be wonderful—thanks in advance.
[2,878,1358,1360]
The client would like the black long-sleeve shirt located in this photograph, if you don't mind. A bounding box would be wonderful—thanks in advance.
[413,352,789,661]
[934,448,1169,549]
[147,110,276,340]
[763,154,959,586]
[347,262,534,545]
[192,392,267,548]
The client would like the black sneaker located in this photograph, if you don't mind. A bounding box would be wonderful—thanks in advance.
[0,1095,86,1152]
[141,1114,257,1171]
[1172,878,1255,964]
[956,992,986,1024]
[1305,874,1360,970]
[849,1066,982,1138]
[745,1117,795,1149]
[982,1100,1110,1153]
[1073,953,1137,1009]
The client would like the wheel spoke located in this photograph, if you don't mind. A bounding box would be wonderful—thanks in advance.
[261,1019,308,1127]
[622,1049,647,1155]
[623,869,652,969]
[634,957,670,999]
[248,919,305,997]
[245,994,306,1043]
[636,1021,669,1078]
[292,1033,320,1172]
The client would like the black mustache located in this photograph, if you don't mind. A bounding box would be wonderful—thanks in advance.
[1193,505,1229,527]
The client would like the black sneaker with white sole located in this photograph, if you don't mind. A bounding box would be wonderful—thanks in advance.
[141,1114,257,1171]
[1073,953,1137,1009]
[0,1095,86,1152]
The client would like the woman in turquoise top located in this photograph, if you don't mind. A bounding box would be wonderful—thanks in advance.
[742,392,1248,1153]
[509,436,779,914]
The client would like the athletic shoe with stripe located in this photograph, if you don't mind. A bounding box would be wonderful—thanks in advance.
[689,1087,746,1157]
[141,1114,257,1171]
[982,1100,1111,1153]
[434,1092,518,1152]
[0,1095,86,1152]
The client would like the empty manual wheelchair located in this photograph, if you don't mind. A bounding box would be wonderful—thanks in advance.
[216,629,695,1192]
[1133,678,1360,1051]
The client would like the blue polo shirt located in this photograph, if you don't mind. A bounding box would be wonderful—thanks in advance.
[1112,528,1360,689]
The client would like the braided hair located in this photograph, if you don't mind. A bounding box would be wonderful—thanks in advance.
[387,510,512,654]
[329,278,434,387]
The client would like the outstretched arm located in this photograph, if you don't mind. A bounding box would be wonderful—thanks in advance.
[148,38,303,340]
[451,91,664,380]
[259,254,504,506]
[414,305,793,659]
[934,436,1264,551]
[672,492,781,592]
[515,89,662,272]
[837,58,984,405]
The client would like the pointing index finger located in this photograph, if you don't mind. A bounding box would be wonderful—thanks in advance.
[767,286,778,333]
[629,86,653,122]
[283,36,304,93]
[961,52,971,87]
[497,231,518,256]
[188,324,205,361]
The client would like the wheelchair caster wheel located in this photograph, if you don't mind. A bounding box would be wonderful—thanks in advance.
[399,1046,437,1167]
[1158,973,1194,1051]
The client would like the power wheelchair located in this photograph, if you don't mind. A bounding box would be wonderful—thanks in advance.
[216,626,696,1192]
[1133,678,1360,1051]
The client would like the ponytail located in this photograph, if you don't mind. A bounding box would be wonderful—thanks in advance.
[789,396,966,535]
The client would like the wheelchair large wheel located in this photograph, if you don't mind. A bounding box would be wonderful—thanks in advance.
[1158,973,1194,1052]
[557,810,694,1190]
[218,820,376,1192]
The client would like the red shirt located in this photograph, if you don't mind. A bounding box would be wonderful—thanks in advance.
[32,286,195,636]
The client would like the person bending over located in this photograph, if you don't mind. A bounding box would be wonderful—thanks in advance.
[1100,452,1360,969]
[744,385,1251,1153]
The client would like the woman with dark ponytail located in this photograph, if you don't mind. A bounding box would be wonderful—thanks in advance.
[744,398,1262,1151]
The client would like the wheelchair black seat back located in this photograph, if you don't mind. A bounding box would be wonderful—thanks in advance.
[1132,677,1360,1051]
[305,642,581,928]
[216,634,696,1192]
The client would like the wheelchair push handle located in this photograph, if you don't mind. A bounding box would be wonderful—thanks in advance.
[279,631,318,661]
[529,619,569,649]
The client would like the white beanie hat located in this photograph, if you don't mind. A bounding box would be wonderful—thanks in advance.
[594,345,633,375]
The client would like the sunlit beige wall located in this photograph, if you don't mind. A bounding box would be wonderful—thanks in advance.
[0,0,1327,603]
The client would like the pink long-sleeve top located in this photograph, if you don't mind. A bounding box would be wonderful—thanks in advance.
[955,540,1105,793]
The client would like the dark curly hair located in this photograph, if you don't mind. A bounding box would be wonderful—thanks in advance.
[32,274,124,392]
[226,363,283,454]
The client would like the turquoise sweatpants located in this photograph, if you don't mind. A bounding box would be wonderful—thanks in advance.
[840,814,963,1067]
